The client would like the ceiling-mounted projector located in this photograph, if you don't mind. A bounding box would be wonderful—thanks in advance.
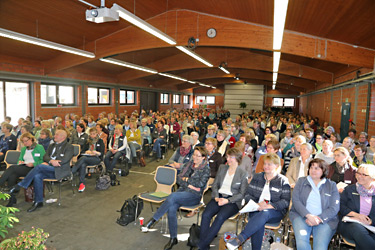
[86,7,119,23]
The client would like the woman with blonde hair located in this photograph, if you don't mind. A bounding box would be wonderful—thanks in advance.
[338,164,375,249]
[126,121,142,167]
[1,133,45,206]
[328,147,357,192]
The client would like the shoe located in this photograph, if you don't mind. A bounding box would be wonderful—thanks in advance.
[78,183,85,192]
[164,238,178,250]
[9,185,20,194]
[185,210,197,218]
[6,195,17,207]
[226,237,240,250]
[141,218,156,232]
[27,202,43,212]
[156,158,160,162]
[149,151,154,157]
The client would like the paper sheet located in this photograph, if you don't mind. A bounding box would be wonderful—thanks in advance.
[239,199,259,214]
[342,216,375,233]
[336,182,348,190]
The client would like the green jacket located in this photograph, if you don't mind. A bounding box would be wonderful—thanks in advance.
[18,144,46,167]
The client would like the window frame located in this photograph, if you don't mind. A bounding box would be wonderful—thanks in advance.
[195,95,215,105]
[119,89,136,105]
[183,95,190,104]
[87,87,111,105]
[40,83,76,106]
[160,93,170,104]
[271,97,295,107]
[173,94,181,104]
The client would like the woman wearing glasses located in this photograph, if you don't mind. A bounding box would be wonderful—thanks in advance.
[1,133,45,207]
[142,146,210,250]
[338,164,375,249]
[198,148,248,250]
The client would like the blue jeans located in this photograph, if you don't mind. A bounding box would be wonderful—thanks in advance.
[72,156,101,184]
[18,164,56,203]
[128,143,140,163]
[198,199,239,250]
[152,191,200,238]
[238,209,284,250]
[152,138,165,158]
[104,151,123,172]
[292,216,335,250]
[339,221,375,250]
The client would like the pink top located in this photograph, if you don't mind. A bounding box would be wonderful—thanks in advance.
[360,196,372,216]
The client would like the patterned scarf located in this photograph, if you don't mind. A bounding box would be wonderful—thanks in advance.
[180,145,191,157]
[356,182,375,197]
[179,158,208,178]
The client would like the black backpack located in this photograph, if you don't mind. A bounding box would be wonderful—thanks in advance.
[116,195,144,226]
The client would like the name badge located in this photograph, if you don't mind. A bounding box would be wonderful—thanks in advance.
[35,153,40,157]
[9,140,12,142]
[97,144,100,146]
[120,138,123,141]
[81,138,85,140]
[325,193,331,197]
[235,182,241,185]
[271,187,280,192]
[186,157,190,160]
[60,154,64,156]
[344,180,352,184]
[352,192,360,195]
[209,160,214,163]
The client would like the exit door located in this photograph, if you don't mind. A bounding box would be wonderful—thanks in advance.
[340,102,351,141]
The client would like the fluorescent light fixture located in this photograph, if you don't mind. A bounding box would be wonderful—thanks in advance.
[273,51,281,72]
[198,83,205,86]
[112,4,176,45]
[273,81,277,84]
[158,73,187,82]
[272,85,276,90]
[273,0,289,50]
[176,46,213,67]
[273,72,278,82]
[100,58,157,74]
[211,86,217,89]
[188,81,196,84]
[0,28,95,58]
[219,66,230,74]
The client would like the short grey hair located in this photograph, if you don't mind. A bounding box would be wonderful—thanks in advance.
[182,135,194,145]
[358,164,375,179]
[191,132,199,137]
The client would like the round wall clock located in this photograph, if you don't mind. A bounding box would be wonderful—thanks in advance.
[207,28,216,38]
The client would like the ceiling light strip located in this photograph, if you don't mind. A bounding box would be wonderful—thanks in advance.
[273,51,281,73]
[100,58,158,74]
[158,73,187,82]
[273,0,289,51]
[0,28,95,58]
[219,66,230,74]
[176,46,213,67]
[112,4,176,45]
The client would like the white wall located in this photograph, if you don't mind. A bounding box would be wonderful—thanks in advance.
[224,84,264,117]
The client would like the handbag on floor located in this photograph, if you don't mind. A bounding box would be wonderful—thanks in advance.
[95,174,111,190]
[187,223,201,248]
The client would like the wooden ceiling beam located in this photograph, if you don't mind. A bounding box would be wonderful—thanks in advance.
[44,10,374,75]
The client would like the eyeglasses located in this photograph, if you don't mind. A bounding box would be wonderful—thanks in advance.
[205,142,213,145]
[182,140,189,143]
[316,137,323,140]
[193,154,203,158]
[22,138,30,144]
[356,172,369,177]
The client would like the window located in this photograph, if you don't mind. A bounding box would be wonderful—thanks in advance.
[284,98,295,107]
[173,94,180,104]
[88,87,110,105]
[160,93,169,104]
[272,98,283,107]
[183,95,190,104]
[195,95,215,105]
[0,81,30,124]
[41,83,75,106]
[272,97,295,107]
[120,90,136,105]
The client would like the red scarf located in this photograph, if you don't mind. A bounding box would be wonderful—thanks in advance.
[180,145,192,157]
